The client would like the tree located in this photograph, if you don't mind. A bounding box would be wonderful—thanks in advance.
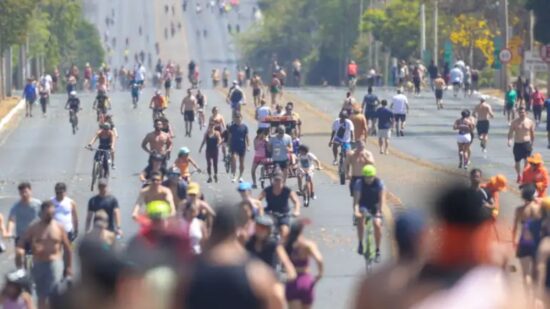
[526,0,550,44]
[0,0,35,54]
[449,15,496,67]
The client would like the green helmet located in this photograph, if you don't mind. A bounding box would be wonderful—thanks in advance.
[362,165,376,177]
[178,147,190,156]
[145,200,171,219]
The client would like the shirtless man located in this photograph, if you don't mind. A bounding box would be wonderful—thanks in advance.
[434,74,446,110]
[132,171,176,219]
[180,89,197,137]
[472,97,494,152]
[16,201,72,309]
[142,119,173,168]
[346,140,375,196]
[508,107,535,183]
[350,106,368,144]
[250,73,263,107]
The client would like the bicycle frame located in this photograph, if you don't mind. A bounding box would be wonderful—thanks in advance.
[361,211,376,273]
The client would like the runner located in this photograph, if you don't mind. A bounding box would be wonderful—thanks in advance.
[250,73,264,106]
[6,182,40,256]
[521,153,549,197]
[132,171,176,219]
[251,129,268,189]
[50,183,79,242]
[196,90,207,130]
[222,67,230,88]
[227,81,246,113]
[269,125,293,181]
[16,201,72,309]
[38,78,50,117]
[433,74,446,110]
[508,107,535,183]
[199,124,222,183]
[211,69,220,87]
[258,171,301,241]
[346,140,375,196]
[228,112,249,183]
[141,119,173,168]
[23,78,37,118]
[472,96,494,152]
[453,109,475,169]
[342,92,357,115]
[470,169,495,218]
[390,89,409,136]
[85,179,122,236]
[512,184,543,285]
[427,60,438,90]
[175,64,183,89]
[163,64,173,98]
[532,87,545,126]
[505,84,517,125]
[270,73,282,106]
[362,87,379,136]
[209,106,228,159]
[296,144,322,199]
[449,64,463,98]
[174,147,201,182]
[185,182,215,229]
[181,200,208,255]
[353,165,385,260]
[255,99,272,134]
[329,111,354,165]
[285,219,324,309]
[180,89,197,137]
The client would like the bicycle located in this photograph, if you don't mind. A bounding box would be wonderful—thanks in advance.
[152,107,165,121]
[86,146,111,191]
[297,169,316,207]
[334,141,347,185]
[67,108,80,135]
[95,106,108,123]
[360,209,377,273]
[223,153,231,174]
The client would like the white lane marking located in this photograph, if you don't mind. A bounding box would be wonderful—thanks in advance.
[0,99,25,131]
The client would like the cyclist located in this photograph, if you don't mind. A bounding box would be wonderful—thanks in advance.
[132,171,176,220]
[296,144,322,200]
[87,122,116,172]
[65,91,81,130]
[329,111,354,165]
[269,125,293,182]
[6,182,40,259]
[16,201,72,309]
[93,91,111,122]
[237,182,263,217]
[159,116,175,139]
[196,89,207,130]
[353,165,385,261]
[162,167,188,207]
[149,90,167,120]
[283,102,302,136]
[0,269,33,309]
[142,119,173,169]
[227,81,246,113]
[258,171,301,241]
[174,147,201,182]
[180,89,197,137]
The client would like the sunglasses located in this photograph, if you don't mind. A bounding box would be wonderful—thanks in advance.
[151,178,162,182]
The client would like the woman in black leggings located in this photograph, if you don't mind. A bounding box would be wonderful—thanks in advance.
[199,124,222,183]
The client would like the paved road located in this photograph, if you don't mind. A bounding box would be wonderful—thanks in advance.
[0,1,381,308]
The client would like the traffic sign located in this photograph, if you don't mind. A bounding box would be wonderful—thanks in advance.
[540,45,550,63]
[524,51,549,73]
[499,48,512,63]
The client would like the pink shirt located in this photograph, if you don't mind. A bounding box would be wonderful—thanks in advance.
[254,138,267,158]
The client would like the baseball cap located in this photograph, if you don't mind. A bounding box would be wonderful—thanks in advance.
[255,215,274,227]
[187,182,200,195]
[238,182,252,192]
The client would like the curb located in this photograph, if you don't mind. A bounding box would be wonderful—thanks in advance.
[0,98,25,131]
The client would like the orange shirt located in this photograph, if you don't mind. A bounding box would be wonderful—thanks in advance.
[522,165,549,197]
[350,113,368,141]
[347,63,357,76]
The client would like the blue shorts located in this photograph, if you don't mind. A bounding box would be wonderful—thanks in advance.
[335,141,351,152]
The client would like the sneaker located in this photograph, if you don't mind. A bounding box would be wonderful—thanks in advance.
[312,193,317,200]
[357,242,363,255]
[231,177,237,183]
[332,160,338,166]
[207,177,212,183]
[239,178,243,183]
[111,164,116,170]
[375,249,381,263]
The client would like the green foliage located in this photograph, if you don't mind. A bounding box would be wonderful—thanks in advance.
[71,20,105,69]
[0,0,35,53]
[27,9,51,58]
[360,0,420,60]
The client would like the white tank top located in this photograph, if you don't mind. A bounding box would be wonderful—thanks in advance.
[51,197,73,232]
[188,218,203,254]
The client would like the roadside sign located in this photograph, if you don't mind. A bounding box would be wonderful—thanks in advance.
[540,45,550,63]
[499,48,512,63]
[524,51,549,73]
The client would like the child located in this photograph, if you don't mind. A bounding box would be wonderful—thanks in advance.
[0,270,34,309]
[290,129,301,166]
[251,129,268,189]
[297,144,322,199]
[174,147,202,181]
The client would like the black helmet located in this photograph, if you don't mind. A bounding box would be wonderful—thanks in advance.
[100,123,111,130]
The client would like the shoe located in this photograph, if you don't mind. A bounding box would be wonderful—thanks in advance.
[375,249,381,263]
[357,242,363,255]
[332,160,338,165]
[400,131,404,137]
[239,178,243,183]
[458,161,462,169]
[296,191,303,196]
[207,177,212,183]
[111,164,116,170]
[232,177,237,183]
[379,150,384,154]
[214,175,218,183]
[312,194,317,200]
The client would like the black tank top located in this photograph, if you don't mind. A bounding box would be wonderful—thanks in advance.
[197,94,205,108]
[206,133,218,152]
[99,134,112,149]
[186,257,261,309]
[265,186,290,214]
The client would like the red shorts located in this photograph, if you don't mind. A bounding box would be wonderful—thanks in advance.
[253,156,266,165]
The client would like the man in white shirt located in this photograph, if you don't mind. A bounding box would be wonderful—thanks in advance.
[135,63,147,87]
[390,89,409,137]
[329,111,355,165]
[255,98,271,133]
[450,65,464,98]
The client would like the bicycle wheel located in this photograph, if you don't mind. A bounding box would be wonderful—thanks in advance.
[91,160,100,191]
[338,159,346,185]
[363,217,376,273]
[303,187,310,207]
[224,155,231,174]
[260,166,266,189]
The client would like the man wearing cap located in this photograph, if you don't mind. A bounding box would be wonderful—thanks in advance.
[258,172,301,241]
[162,167,188,208]
[472,96,494,152]
[353,165,385,260]
[329,111,354,165]
[132,171,176,220]
[180,89,197,137]
[228,113,250,183]
[86,179,122,237]
[142,119,173,168]
[186,182,215,227]
[269,125,293,181]
[521,153,549,197]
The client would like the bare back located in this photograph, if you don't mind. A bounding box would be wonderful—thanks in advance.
[349,149,375,176]
[474,103,492,121]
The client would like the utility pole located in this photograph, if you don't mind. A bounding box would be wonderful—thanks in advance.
[499,0,509,90]
[529,10,535,83]
[433,0,438,66]
[420,2,426,61]
[359,0,364,40]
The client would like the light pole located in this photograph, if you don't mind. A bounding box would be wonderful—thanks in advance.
[433,0,438,66]
[500,0,509,89]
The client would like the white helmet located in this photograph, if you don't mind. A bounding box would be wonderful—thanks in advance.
[70,91,77,97]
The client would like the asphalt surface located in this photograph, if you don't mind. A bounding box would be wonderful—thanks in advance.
[0,1,385,308]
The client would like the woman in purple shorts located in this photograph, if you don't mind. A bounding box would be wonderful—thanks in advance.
[285,219,324,309]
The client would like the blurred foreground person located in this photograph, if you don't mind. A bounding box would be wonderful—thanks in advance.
[535,197,550,307]
[176,204,285,309]
[353,209,427,309]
